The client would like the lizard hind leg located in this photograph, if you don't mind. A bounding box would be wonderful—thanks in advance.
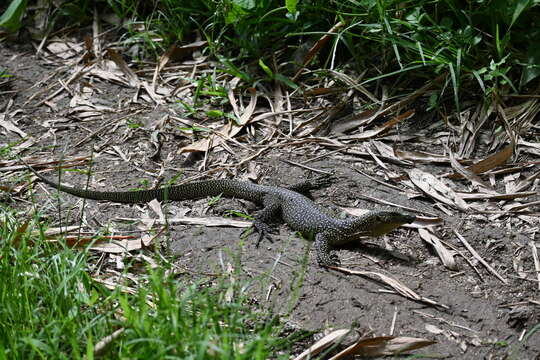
[286,174,335,196]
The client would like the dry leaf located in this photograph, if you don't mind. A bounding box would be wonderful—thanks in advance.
[12,220,30,248]
[40,226,81,236]
[394,148,450,163]
[505,199,540,212]
[408,168,468,211]
[448,144,513,180]
[148,199,165,223]
[160,40,207,69]
[107,48,162,103]
[329,266,448,309]
[330,108,379,134]
[117,216,251,228]
[330,336,436,359]
[507,169,540,193]
[530,241,540,291]
[447,147,494,190]
[89,239,143,253]
[454,230,508,284]
[47,40,83,59]
[340,110,415,141]
[418,228,457,270]
[457,191,536,201]
[179,88,258,153]
[94,328,125,356]
[0,111,27,137]
[407,215,443,228]
[107,48,140,87]
[292,329,350,360]
[292,21,345,81]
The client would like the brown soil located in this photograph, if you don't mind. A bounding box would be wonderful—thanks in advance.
[2,40,539,359]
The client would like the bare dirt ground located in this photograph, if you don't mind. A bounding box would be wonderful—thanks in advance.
[2,39,539,359]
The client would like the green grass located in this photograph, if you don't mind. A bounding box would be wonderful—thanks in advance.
[0,208,302,359]
[3,0,538,116]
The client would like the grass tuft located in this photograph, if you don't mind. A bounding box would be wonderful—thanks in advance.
[0,208,300,359]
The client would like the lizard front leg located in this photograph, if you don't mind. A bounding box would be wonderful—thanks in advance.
[314,232,340,267]
[250,195,281,247]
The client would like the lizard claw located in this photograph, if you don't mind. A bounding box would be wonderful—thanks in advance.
[318,252,341,267]
[311,174,335,189]
[252,220,274,247]
[329,253,341,266]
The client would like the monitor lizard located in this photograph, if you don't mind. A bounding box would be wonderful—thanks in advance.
[26,166,415,266]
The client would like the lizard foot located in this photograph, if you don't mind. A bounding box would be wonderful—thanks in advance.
[318,252,341,267]
[251,220,275,247]
[287,173,336,195]
[310,173,336,189]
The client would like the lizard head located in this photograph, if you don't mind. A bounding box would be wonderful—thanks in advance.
[342,210,415,239]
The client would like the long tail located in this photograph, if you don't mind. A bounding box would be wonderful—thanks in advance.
[25,164,266,204]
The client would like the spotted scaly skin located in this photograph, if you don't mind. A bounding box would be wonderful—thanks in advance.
[29,168,415,266]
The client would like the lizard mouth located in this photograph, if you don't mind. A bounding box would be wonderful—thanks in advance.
[365,221,411,237]
[346,213,416,238]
